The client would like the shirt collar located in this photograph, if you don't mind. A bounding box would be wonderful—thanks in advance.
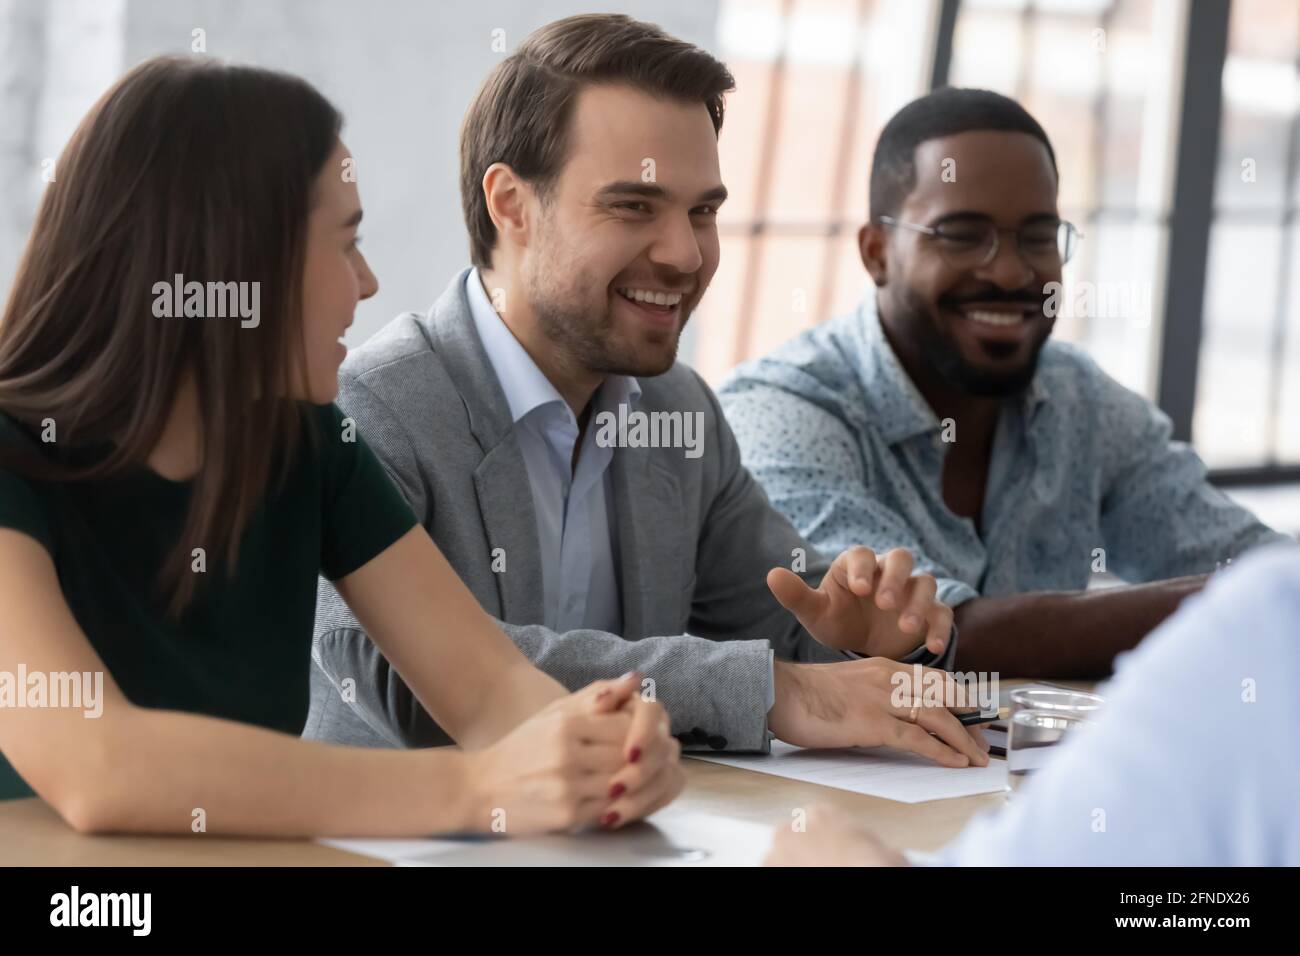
[857,295,1051,446]
[466,268,640,424]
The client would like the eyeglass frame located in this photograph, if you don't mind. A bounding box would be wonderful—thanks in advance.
[876,214,1084,268]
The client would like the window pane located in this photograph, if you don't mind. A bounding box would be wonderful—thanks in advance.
[764,0,861,222]
[1274,225,1300,461]
[717,0,785,224]
[695,233,753,383]
[1226,0,1300,61]
[1025,88,1099,212]
[1063,218,1162,395]
[749,234,829,356]
[1098,96,1143,208]
[712,0,937,374]
[1194,223,1282,467]
[765,62,853,221]
[846,0,938,217]
[1194,329,1273,468]
[1214,0,1300,212]
[1198,0,1300,468]
[1216,87,1296,212]
[950,8,1025,95]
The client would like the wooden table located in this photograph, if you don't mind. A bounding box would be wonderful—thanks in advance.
[0,679,1087,865]
[0,762,1011,866]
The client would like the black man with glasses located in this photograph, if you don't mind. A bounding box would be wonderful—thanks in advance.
[719,88,1287,679]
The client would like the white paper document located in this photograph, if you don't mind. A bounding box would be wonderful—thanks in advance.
[319,807,772,867]
[690,740,1010,803]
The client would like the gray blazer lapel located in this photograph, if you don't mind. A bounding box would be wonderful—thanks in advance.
[612,444,686,638]
[421,269,515,451]
[473,443,545,623]
[425,269,545,624]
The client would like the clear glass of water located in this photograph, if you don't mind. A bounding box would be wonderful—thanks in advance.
[1009,687,1105,719]
[1006,688,1106,774]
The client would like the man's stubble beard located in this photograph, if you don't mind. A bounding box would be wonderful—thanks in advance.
[893,282,1047,399]
[525,227,688,379]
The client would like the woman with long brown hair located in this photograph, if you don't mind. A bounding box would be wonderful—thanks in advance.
[0,56,682,836]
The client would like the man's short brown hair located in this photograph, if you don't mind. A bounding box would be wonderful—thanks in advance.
[459,13,734,269]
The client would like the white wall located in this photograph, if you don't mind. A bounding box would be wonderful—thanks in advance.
[0,0,720,351]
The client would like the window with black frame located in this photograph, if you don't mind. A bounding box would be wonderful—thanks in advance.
[1195,0,1300,480]
[700,0,941,383]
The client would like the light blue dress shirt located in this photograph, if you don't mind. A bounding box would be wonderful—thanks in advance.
[936,543,1300,865]
[719,297,1288,610]
[466,269,638,634]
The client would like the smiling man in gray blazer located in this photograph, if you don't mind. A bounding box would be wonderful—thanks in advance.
[305,14,988,767]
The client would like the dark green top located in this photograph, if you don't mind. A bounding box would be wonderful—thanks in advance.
[0,403,417,800]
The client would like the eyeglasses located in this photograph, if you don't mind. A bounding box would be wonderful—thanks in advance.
[878,216,1083,269]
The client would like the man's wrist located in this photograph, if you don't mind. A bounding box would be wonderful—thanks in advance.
[768,660,811,742]
[896,622,959,670]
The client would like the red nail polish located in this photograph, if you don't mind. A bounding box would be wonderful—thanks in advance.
[628,746,641,763]
[608,782,626,799]
[601,811,620,828]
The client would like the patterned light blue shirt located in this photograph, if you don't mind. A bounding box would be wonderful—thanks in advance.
[718,297,1287,610]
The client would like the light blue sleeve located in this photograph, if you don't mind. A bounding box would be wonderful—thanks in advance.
[1096,373,1291,581]
[935,544,1300,866]
[720,381,980,610]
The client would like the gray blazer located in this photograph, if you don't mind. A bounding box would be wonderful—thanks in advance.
[304,269,950,753]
